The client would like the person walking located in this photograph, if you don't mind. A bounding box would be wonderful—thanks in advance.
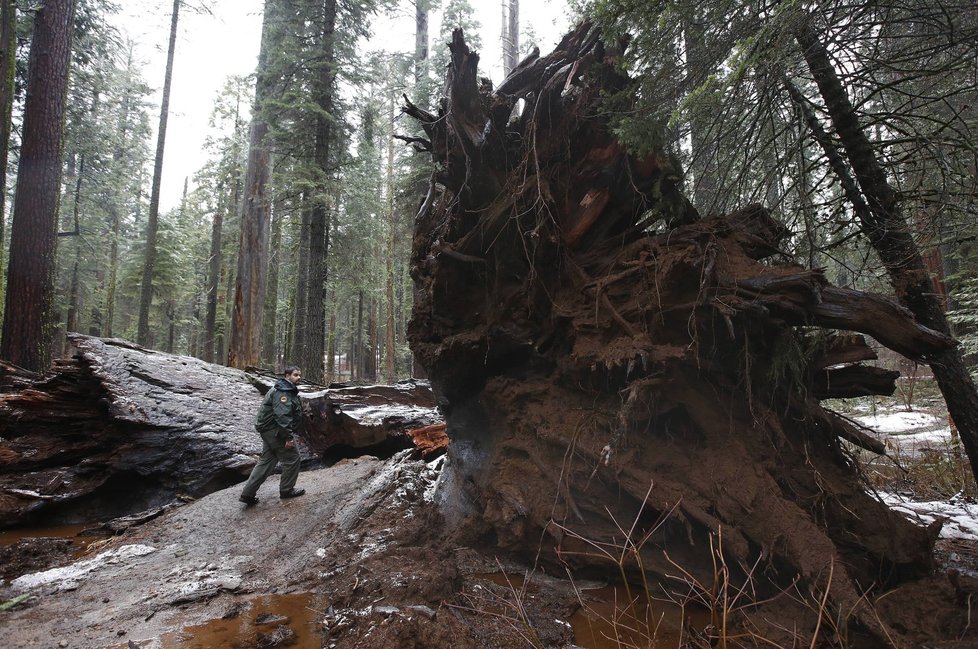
[239,365,306,505]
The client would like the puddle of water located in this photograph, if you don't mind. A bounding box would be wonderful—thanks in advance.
[478,573,708,649]
[160,593,325,649]
[0,523,109,556]
[570,584,709,649]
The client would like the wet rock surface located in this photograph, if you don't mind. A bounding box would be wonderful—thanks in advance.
[0,453,579,648]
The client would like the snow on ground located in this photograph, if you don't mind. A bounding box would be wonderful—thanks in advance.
[11,544,157,591]
[881,427,958,457]
[853,410,944,434]
[850,401,978,543]
[880,492,978,541]
[851,408,958,458]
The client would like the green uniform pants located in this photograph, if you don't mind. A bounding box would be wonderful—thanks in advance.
[240,429,300,497]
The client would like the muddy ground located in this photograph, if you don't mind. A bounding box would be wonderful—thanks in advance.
[2,408,977,649]
[0,453,593,649]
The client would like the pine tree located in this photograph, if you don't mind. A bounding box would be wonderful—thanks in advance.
[0,0,16,314]
[0,0,76,370]
[137,0,180,347]
[228,0,283,369]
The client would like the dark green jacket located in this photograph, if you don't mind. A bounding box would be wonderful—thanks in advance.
[255,378,302,441]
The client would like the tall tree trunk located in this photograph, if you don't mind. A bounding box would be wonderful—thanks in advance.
[66,247,80,335]
[229,0,279,369]
[384,96,397,383]
[202,184,224,363]
[301,0,337,384]
[304,200,327,381]
[137,0,180,346]
[220,230,236,363]
[414,0,428,82]
[104,201,120,337]
[365,297,377,382]
[354,292,363,381]
[283,281,296,372]
[0,0,74,371]
[795,16,978,482]
[326,309,336,382]
[0,0,16,314]
[261,199,283,367]
[501,0,519,76]
[289,196,311,366]
[64,148,86,336]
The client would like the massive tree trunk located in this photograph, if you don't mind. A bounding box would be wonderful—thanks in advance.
[228,0,279,370]
[405,25,958,645]
[793,17,978,485]
[0,334,442,528]
[0,0,16,308]
[137,0,180,347]
[0,0,75,371]
[299,0,338,384]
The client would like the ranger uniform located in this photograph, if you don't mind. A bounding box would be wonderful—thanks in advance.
[240,368,306,504]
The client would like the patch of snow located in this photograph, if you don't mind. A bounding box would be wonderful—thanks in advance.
[880,492,978,540]
[423,456,446,503]
[876,426,961,459]
[854,410,942,434]
[155,561,242,604]
[11,544,157,591]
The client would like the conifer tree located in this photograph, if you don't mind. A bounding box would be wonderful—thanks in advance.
[0,0,75,370]
[229,0,283,369]
[137,0,180,348]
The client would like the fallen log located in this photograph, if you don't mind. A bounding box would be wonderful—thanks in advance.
[0,335,442,528]
[301,381,442,456]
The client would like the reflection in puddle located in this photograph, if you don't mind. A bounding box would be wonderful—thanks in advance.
[161,593,324,649]
[0,523,110,557]
[478,573,708,649]
[570,584,707,649]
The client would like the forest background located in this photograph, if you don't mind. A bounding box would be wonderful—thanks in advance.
[0,0,975,391]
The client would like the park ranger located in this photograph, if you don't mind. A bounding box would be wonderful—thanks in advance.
[239,365,306,504]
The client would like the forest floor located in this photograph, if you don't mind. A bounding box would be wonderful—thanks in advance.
[0,386,976,649]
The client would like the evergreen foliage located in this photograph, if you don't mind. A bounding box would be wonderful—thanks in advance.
[4,0,971,385]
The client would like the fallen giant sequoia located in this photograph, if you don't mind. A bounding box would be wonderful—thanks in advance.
[405,25,963,643]
[0,334,441,527]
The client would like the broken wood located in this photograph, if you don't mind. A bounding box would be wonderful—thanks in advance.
[301,381,441,456]
[406,423,449,459]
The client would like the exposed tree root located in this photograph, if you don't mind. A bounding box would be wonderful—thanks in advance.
[405,23,958,647]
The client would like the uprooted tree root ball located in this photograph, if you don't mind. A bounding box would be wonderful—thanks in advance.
[404,23,972,647]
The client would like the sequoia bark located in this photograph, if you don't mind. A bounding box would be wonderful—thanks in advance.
[0,0,75,371]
